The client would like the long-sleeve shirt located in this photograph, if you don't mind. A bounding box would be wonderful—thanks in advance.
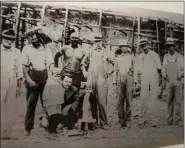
[162,51,184,80]
[134,50,162,83]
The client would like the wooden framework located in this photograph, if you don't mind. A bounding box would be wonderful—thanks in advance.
[0,2,184,57]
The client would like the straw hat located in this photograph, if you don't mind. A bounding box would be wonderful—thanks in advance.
[117,39,129,47]
[164,37,175,46]
[138,38,149,46]
[1,29,15,40]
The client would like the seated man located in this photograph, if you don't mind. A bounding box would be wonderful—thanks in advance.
[42,74,80,134]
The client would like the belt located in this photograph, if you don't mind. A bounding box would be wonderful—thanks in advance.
[30,69,47,72]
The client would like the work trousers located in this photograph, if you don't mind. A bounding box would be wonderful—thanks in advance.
[87,64,109,126]
[47,108,78,133]
[25,69,48,131]
[139,74,159,123]
[117,75,133,125]
[1,73,17,138]
[166,81,182,125]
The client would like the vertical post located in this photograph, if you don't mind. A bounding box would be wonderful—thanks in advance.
[15,2,21,48]
[131,17,136,55]
[0,1,3,45]
[99,8,102,33]
[40,3,46,24]
[156,21,160,57]
[137,16,140,54]
[63,5,69,46]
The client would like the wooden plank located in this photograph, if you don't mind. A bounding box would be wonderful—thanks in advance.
[63,5,69,46]
[137,16,140,53]
[15,2,21,48]
[20,17,41,22]
[155,21,160,57]
[0,1,2,45]
[131,17,136,55]
[134,32,164,39]
[40,3,46,24]
[99,8,102,33]
[101,26,133,31]
[0,14,15,19]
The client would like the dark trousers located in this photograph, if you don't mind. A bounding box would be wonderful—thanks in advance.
[25,69,48,131]
[117,75,133,125]
[48,108,78,133]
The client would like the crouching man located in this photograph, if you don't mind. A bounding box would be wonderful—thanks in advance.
[42,74,80,134]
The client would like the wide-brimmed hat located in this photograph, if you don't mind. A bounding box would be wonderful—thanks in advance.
[81,32,102,43]
[22,27,52,44]
[138,38,148,46]
[117,39,129,47]
[164,37,175,46]
[1,29,16,40]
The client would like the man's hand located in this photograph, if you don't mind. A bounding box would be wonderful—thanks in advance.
[27,79,38,88]
[62,105,71,116]
[83,70,88,79]
[16,87,21,98]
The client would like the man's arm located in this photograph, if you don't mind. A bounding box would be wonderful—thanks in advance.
[177,54,184,79]
[113,59,118,84]
[81,52,90,78]
[162,54,168,79]
[71,89,80,112]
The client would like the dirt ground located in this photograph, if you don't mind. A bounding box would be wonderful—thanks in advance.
[1,82,184,148]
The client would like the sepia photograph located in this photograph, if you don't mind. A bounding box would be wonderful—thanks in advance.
[0,1,184,148]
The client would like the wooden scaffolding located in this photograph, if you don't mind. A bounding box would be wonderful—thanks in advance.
[0,2,184,57]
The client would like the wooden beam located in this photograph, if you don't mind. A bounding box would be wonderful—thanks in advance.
[134,32,164,39]
[156,21,160,57]
[137,16,140,53]
[0,1,2,45]
[0,14,15,19]
[20,17,41,22]
[15,2,21,48]
[41,3,46,24]
[131,17,136,55]
[63,6,69,46]
[101,26,133,31]
[99,8,102,33]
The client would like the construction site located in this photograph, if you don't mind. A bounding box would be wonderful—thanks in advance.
[0,2,184,148]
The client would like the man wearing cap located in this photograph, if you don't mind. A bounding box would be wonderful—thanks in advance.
[113,39,134,127]
[134,38,162,126]
[1,29,22,139]
[54,31,86,90]
[81,32,115,129]
[162,38,184,126]
[20,29,54,136]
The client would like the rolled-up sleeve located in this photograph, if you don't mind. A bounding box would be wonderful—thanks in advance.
[177,54,184,77]
[46,48,54,66]
[153,52,162,70]
[20,47,29,66]
[162,54,167,78]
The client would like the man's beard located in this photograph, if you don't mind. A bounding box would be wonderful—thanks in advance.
[71,41,78,49]
[32,42,40,48]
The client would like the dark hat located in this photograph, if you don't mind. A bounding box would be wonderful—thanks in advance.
[1,29,16,40]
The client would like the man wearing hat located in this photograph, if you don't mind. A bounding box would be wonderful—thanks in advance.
[162,37,184,126]
[1,29,22,139]
[112,39,134,127]
[54,31,86,90]
[20,28,54,136]
[81,32,115,129]
[134,38,162,127]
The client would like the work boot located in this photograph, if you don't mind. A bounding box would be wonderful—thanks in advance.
[25,130,31,136]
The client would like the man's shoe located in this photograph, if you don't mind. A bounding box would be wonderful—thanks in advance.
[25,130,31,136]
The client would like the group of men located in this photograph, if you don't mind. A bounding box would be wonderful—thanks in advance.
[1,26,184,140]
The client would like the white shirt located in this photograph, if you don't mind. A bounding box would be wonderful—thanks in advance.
[21,45,54,71]
[134,50,161,82]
